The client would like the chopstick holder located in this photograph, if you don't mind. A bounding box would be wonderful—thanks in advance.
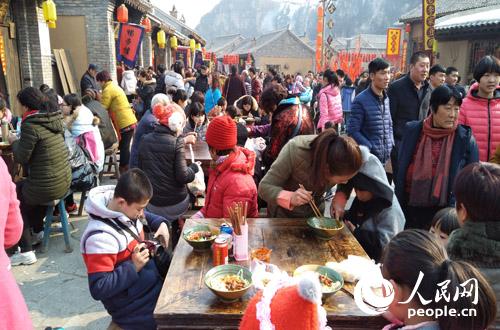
[233,222,248,261]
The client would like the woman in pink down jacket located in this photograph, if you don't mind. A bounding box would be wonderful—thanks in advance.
[0,158,32,329]
[317,69,343,132]
[458,56,500,162]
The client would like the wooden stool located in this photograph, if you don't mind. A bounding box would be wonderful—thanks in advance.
[40,198,73,253]
[99,143,120,181]
[78,190,88,216]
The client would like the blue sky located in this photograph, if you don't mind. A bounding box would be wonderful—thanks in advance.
[150,0,221,28]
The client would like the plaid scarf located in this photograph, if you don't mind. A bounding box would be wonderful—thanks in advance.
[408,115,456,207]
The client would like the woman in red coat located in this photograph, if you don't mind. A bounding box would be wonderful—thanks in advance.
[193,116,259,218]
[458,55,500,162]
[0,158,32,329]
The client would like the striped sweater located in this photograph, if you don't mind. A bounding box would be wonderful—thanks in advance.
[81,185,162,330]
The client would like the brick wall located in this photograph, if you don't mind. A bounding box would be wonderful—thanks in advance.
[12,0,53,88]
[55,0,117,79]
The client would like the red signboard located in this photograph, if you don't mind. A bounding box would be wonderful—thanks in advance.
[117,23,145,68]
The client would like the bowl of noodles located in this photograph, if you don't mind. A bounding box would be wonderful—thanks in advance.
[204,264,253,303]
[307,217,344,240]
[183,225,219,250]
[294,264,344,299]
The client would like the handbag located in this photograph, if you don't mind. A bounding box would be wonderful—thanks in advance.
[88,213,171,278]
[186,144,206,196]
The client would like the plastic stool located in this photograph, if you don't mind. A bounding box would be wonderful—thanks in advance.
[40,199,73,253]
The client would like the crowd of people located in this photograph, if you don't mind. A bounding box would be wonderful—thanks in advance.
[1,50,499,330]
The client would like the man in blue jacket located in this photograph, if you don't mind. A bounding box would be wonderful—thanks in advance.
[347,58,394,166]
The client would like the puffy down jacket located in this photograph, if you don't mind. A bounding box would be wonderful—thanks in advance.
[317,84,342,130]
[347,87,394,164]
[200,147,259,218]
[458,83,500,162]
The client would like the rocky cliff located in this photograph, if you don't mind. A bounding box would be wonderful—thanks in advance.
[196,0,419,42]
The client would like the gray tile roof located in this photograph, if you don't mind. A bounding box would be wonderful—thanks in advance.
[124,0,153,14]
[436,5,500,30]
[231,29,289,54]
[206,34,245,54]
[400,0,500,22]
[208,29,314,56]
[328,34,387,51]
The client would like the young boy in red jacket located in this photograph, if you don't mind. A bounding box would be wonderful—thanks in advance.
[193,116,259,218]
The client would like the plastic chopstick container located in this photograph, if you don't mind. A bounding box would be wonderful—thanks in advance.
[233,223,249,261]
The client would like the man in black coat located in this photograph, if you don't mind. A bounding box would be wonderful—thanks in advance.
[155,64,167,95]
[445,66,467,98]
[80,64,100,96]
[387,51,430,176]
[194,65,209,94]
[81,89,117,150]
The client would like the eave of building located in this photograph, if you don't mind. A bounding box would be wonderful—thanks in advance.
[436,25,500,40]
[124,0,153,14]
[151,6,206,45]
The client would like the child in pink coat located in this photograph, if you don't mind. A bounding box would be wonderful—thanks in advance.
[0,158,32,329]
[317,69,343,132]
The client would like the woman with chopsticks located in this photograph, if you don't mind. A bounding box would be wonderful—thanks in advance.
[183,102,208,141]
[259,129,362,218]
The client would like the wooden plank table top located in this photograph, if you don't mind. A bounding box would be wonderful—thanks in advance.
[185,141,211,172]
[154,218,386,330]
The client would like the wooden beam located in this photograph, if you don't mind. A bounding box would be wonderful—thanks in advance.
[53,49,69,95]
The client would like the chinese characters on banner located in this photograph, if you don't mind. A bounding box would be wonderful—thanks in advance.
[194,50,204,70]
[423,0,436,51]
[315,4,324,72]
[401,40,408,72]
[386,28,401,56]
[175,46,191,69]
[324,0,337,70]
[117,23,145,69]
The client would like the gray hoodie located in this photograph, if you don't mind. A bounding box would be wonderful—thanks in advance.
[164,71,185,92]
[343,146,406,260]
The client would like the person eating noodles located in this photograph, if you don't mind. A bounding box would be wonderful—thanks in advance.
[258,129,362,218]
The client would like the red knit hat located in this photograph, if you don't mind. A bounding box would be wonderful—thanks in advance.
[240,273,330,330]
[206,115,237,150]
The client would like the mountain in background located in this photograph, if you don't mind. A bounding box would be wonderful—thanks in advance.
[196,0,419,42]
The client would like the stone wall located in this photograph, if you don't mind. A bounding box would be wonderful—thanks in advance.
[142,34,152,68]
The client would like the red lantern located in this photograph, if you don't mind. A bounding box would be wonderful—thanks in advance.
[405,23,411,33]
[141,17,151,33]
[117,4,128,23]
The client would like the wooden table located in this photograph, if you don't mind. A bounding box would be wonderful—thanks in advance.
[154,218,386,329]
[185,141,211,173]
